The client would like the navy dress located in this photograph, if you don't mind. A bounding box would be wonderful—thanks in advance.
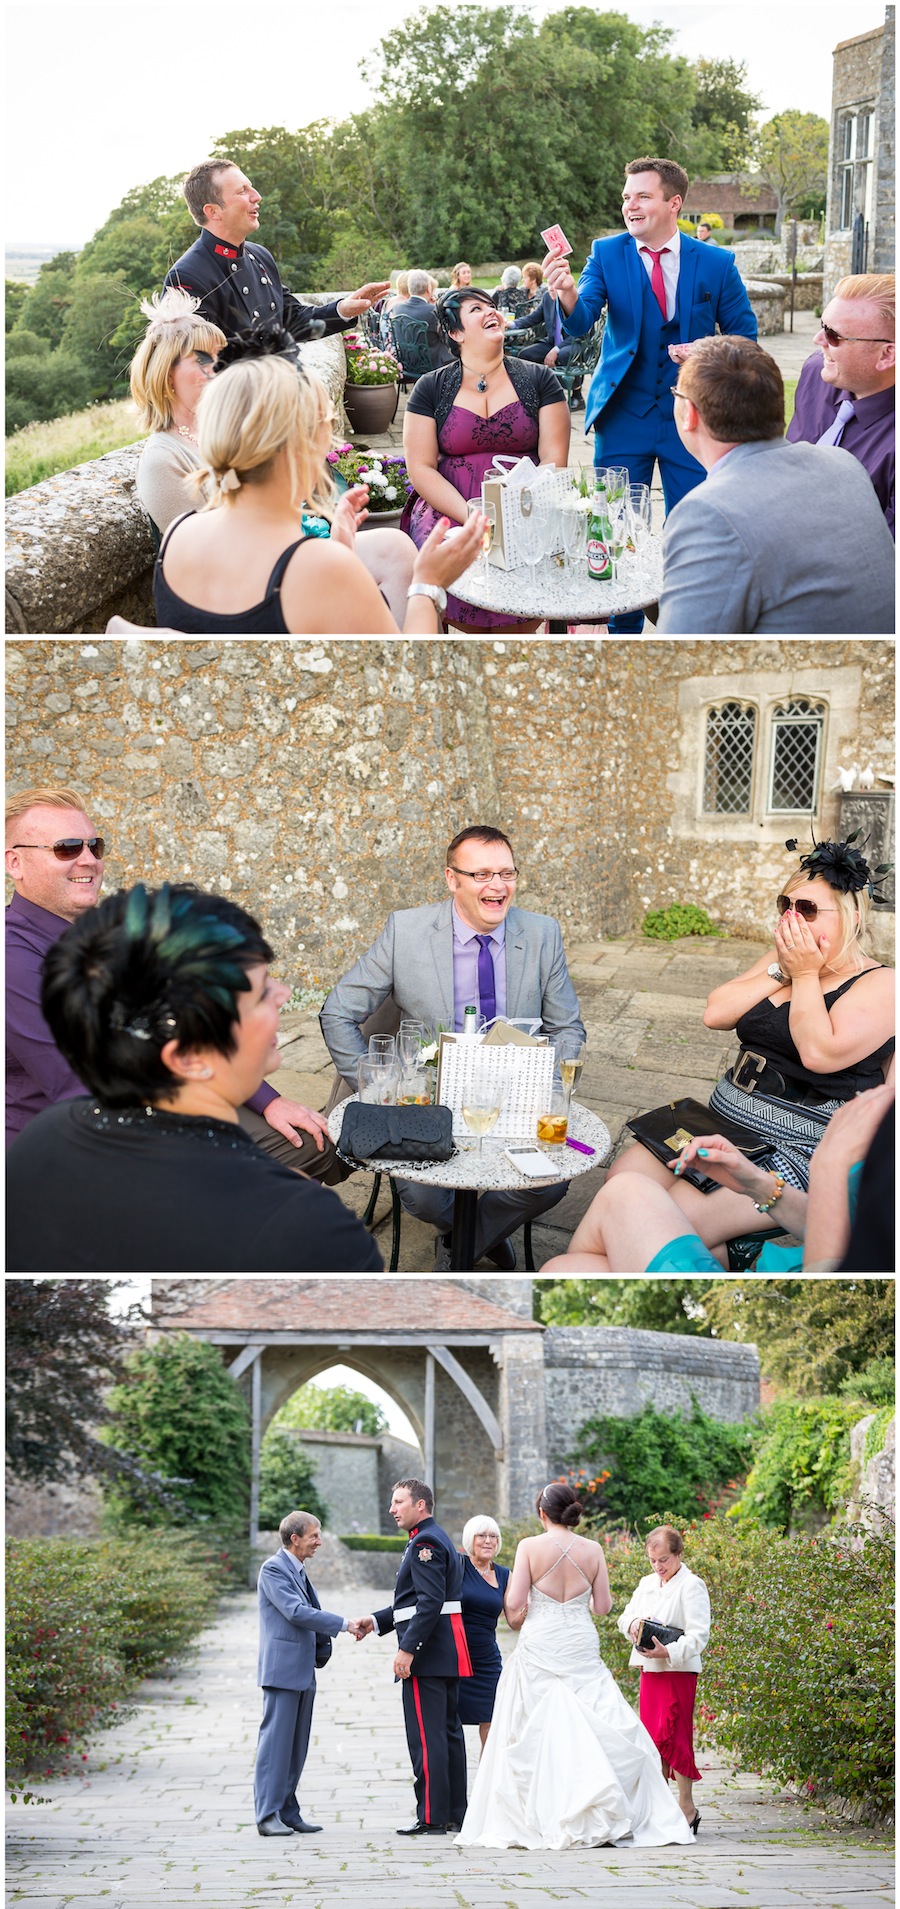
[457,1555,511,1725]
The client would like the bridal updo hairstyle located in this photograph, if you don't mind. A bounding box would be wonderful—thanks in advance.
[192,352,336,517]
[40,883,273,1106]
[536,1482,585,1527]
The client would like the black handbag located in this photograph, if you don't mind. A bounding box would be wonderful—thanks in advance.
[637,1618,684,1651]
[314,1637,333,1668]
[626,1095,776,1194]
[338,1101,454,1166]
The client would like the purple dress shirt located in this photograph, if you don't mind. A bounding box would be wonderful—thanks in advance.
[5,891,277,1146]
[787,352,895,537]
[451,907,507,1029]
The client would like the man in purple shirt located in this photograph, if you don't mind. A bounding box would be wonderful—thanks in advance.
[787,273,894,537]
[5,784,342,1179]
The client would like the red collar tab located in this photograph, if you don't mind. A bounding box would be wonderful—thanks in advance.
[214,242,238,258]
[409,1526,419,1538]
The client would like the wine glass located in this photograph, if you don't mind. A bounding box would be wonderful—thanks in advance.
[368,1034,396,1066]
[466,497,495,583]
[460,1064,504,1153]
[626,484,652,562]
[557,1039,586,1105]
[398,1019,427,1075]
[358,1057,397,1104]
[517,487,543,594]
[606,488,628,585]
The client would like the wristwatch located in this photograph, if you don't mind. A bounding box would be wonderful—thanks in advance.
[767,963,787,983]
[407,583,447,616]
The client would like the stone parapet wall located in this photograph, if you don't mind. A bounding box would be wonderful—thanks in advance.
[4,330,348,635]
[543,1327,761,1469]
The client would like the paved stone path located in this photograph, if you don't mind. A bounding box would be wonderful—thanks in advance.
[275,933,774,1270]
[7,1584,892,1909]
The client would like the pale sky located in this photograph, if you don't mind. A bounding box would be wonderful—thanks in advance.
[7,0,860,251]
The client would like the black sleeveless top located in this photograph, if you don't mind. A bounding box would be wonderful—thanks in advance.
[153,511,309,634]
[735,969,894,1099]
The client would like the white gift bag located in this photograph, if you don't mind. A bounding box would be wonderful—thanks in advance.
[436,1033,554,1141]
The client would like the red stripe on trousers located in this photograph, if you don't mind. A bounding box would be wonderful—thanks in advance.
[451,1612,473,1676]
[411,1677,430,1822]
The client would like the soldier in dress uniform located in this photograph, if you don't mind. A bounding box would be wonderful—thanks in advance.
[164,159,389,343]
[360,1478,472,1835]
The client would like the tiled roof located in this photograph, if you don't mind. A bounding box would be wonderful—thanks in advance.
[149,1278,542,1334]
[684,178,779,214]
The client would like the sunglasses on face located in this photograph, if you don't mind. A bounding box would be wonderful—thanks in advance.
[776,895,839,922]
[12,837,106,861]
[820,324,892,347]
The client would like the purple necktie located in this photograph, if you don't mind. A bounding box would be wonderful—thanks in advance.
[817,397,856,448]
[475,934,496,1024]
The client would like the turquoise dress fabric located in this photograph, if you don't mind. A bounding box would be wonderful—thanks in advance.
[642,1161,863,1274]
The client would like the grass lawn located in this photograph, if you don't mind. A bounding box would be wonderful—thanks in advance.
[5,399,143,497]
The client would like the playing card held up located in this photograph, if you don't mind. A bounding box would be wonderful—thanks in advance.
[541,223,573,256]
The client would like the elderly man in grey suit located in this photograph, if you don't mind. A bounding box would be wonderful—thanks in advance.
[255,1510,366,1836]
[320,824,586,1269]
[657,334,895,634]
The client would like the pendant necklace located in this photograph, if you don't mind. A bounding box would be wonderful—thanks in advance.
[461,358,494,394]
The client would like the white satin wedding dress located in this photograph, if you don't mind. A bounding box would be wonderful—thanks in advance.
[456,1582,694,1851]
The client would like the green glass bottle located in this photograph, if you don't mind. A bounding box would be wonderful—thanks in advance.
[587,485,612,582]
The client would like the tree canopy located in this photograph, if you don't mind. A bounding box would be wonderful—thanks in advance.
[270,1381,389,1438]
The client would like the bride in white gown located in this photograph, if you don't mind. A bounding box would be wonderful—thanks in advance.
[456,1482,694,1851]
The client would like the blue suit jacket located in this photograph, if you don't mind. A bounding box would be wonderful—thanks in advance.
[562,232,756,436]
[257,1550,345,1692]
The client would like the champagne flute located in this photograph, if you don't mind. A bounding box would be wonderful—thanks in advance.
[557,1040,585,1103]
[606,489,628,585]
[466,498,495,583]
[460,1064,504,1154]
[398,1020,427,1076]
[626,483,652,560]
[369,1034,396,1066]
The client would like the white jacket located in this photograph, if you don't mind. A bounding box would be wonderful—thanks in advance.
[617,1562,710,1673]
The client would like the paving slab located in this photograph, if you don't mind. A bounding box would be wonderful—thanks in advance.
[7,1588,892,1909]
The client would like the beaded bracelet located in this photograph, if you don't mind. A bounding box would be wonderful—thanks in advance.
[753,1170,786,1213]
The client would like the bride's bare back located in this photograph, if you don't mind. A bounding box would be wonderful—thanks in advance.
[505,1527,612,1624]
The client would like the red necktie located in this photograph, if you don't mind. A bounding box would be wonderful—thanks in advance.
[641,247,670,320]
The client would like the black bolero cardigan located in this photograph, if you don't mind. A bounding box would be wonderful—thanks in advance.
[406,356,566,438]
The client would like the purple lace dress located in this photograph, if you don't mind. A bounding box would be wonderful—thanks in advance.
[408,399,539,630]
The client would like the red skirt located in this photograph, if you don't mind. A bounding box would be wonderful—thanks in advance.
[639,1671,701,1782]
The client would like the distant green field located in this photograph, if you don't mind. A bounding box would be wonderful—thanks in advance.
[5,400,143,497]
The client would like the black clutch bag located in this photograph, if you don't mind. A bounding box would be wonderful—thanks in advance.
[626,1096,776,1193]
[314,1637,333,1669]
[637,1618,684,1651]
[338,1101,454,1166]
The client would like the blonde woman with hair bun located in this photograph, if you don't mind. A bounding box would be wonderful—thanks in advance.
[153,337,484,633]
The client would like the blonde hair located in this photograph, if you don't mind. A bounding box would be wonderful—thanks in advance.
[782,867,872,969]
[461,1515,501,1556]
[191,354,336,517]
[395,272,410,298]
[831,273,895,333]
[6,785,89,839]
[130,290,227,433]
[522,261,544,288]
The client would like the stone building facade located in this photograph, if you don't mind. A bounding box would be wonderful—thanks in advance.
[682,175,778,231]
[6,639,894,967]
[823,10,896,300]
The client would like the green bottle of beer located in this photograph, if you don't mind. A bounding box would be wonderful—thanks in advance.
[587,486,613,582]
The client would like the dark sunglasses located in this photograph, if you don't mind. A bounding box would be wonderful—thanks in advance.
[820,324,892,347]
[776,894,838,922]
[12,837,106,861]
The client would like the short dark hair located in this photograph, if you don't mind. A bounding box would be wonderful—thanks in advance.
[446,825,514,865]
[679,334,784,442]
[183,160,236,228]
[394,1478,434,1514]
[536,1481,584,1528]
[41,882,273,1106]
[436,287,498,358]
[624,156,689,202]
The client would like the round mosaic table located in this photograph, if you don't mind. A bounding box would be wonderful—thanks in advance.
[327,1096,611,1271]
[451,541,663,631]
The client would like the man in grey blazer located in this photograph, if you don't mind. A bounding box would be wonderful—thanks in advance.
[657,334,895,634]
[320,825,586,1268]
[255,1510,366,1836]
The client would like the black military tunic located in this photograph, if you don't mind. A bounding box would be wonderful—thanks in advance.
[164,226,352,341]
[374,1516,472,1827]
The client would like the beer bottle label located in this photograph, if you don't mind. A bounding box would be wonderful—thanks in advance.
[588,535,612,580]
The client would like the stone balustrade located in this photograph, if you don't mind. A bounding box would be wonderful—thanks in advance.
[5,327,348,635]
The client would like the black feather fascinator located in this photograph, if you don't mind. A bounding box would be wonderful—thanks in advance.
[784,830,893,902]
[212,319,322,376]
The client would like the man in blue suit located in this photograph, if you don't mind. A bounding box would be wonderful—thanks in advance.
[254,1509,367,1836]
[543,156,757,629]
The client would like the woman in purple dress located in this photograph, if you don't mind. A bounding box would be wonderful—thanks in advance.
[402,286,570,630]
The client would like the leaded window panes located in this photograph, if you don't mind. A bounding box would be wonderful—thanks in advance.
[768,699,825,812]
[840,165,854,228]
[703,702,756,813]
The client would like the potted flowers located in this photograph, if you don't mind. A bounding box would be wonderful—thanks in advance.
[342,332,400,433]
[328,443,412,528]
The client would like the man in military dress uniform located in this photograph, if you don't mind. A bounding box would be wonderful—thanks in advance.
[164,159,389,342]
[362,1478,472,1834]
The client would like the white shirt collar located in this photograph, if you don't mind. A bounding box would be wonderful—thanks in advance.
[631,226,681,260]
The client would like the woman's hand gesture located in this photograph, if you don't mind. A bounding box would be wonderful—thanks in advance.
[668,1133,777,1202]
[775,907,829,978]
[413,510,486,590]
[330,484,369,550]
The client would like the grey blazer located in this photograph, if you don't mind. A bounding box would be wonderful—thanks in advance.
[657,437,895,634]
[257,1550,345,1691]
[320,898,585,1085]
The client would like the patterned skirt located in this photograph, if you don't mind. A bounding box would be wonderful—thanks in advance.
[708,1073,841,1192]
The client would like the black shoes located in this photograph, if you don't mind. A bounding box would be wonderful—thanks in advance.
[690,1810,701,1836]
[282,1815,323,1834]
[257,1812,295,1837]
[485,1236,516,1270]
[397,1822,448,1835]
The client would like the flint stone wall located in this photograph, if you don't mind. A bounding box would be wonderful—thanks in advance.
[5,327,347,636]
[6,638,894,964]
[543,1328,761,1469]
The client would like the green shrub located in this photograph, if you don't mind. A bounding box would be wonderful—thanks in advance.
[642,903,725,941]
[102,1334,250,1533]
[6,1534,220,1797]
[734,1397,863,1530]
[258,1430,328,1531]
[863,1405,894,1467]
[270,1380,388,1437]
[839,1358,895,1407]
[339,1533,407,1552]
[568,1399,754,1528]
